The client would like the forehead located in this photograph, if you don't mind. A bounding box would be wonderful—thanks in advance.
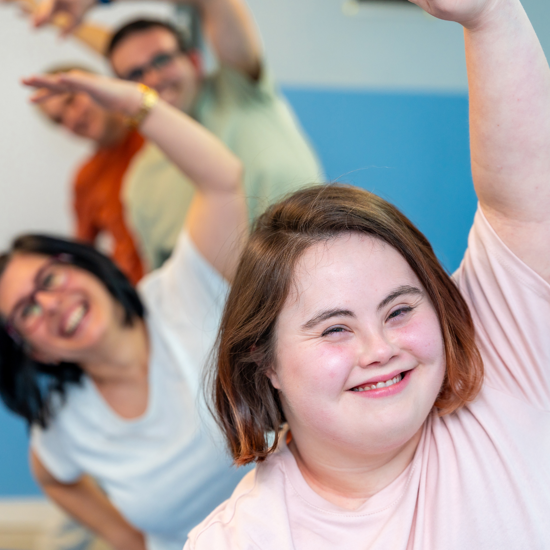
[284,233,420,315]
[110,27,180,72]
[0,254,51,317]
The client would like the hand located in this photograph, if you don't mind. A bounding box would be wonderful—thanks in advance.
[407,0,502,30]
[32,0,96,35]
[23,71,144,117]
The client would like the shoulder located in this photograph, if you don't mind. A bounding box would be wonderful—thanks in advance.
[187,453,290,550]
[199,63,278,107]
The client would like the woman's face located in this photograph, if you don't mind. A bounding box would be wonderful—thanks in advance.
[0,253,123,364]
[269,233,446,458]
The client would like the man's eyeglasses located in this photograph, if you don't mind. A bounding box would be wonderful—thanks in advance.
[5,255,72,344]
[121,51,180,82]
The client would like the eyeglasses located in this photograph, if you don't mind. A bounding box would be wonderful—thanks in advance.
[5,255,72,343]
[121,51,181,82]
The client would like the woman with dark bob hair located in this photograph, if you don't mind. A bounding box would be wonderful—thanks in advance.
[187,0,550,548]
[0,71,248,550]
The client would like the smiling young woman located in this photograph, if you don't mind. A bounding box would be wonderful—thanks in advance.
[186,0,550,547]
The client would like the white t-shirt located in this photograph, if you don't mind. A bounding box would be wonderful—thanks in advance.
[185,208,550,550]
[31,233,249,550]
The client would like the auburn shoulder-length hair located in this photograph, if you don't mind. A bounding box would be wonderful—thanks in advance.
[211,184,483,466]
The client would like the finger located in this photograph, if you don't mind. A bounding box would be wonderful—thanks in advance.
[32,0,55,27]
[29,88,59,103]
[22,75,71,93]
[59,17,81,37]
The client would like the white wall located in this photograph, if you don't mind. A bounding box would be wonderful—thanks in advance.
[0,0,548,249]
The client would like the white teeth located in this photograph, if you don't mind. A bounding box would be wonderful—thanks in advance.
[65,304,86,335]
[352,374,402,392]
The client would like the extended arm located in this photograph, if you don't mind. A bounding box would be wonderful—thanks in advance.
[191,0,261,78]
[31,451,146,550]
[2,0,110,52]
[23,72,246,280]
[410,0,550,282]
[31,0,261,76]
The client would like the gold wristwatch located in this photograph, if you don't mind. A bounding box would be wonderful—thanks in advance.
[126,84,159,129]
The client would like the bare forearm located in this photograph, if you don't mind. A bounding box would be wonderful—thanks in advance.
[466,0,550,220]
[197,0,261,77]
[141,99,242,195]
[41,476,144,550]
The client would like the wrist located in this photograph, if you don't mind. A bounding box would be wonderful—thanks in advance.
[125,84,159,128]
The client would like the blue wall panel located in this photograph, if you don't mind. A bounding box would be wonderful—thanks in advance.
[0,87,478,497]
[283,87,477,271]
[0,404,39,495]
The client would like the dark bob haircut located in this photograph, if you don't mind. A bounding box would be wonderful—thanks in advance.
[211,184,484,466]
[107,19,189,58]
[0,234,145,428]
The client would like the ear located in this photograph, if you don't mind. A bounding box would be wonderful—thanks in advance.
[265,365,281,390]
[187,50,202,74]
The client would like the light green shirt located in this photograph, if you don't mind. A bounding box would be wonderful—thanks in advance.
[124,65,324,270]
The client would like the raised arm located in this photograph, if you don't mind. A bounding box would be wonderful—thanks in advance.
[31,0,261,77]
[23,71,246,281]
[190,0,261,78]
[410,0,550,282]
[2,0,110,50]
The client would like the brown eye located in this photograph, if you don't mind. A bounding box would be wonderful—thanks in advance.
[39,268,66,291]
[20,302,42,321]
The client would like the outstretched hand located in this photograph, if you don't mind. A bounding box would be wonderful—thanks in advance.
[407,0,502,29]
[32,0,95,35]
[23,71,143,116]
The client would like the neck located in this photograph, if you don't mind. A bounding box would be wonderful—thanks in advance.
[288,428,422,510]
[81,318,149,384]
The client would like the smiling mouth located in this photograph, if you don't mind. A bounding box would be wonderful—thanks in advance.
[62,303,88,337]
[350,372,406,392]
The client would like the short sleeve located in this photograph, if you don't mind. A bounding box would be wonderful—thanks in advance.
[138,231,229,331]
[208,63,277,106]
[453,206,550,409]
[30,422,83,483]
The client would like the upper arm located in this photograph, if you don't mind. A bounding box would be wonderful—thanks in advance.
[185,181,246,283]
[478,205,550,284]
[30,449,67,487]
[462,5,550,282]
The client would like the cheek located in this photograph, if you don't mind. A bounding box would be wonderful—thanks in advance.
[276,341,356,398]
[396,312,445,364]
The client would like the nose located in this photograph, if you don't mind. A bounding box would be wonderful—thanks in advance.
[356,328,398,369]
[34,291,61,314]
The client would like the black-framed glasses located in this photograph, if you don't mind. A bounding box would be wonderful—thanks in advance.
[5,255,72,343]
[121,51,181,82]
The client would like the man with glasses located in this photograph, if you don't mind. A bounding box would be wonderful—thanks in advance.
[103,1,323,270]
[19,0,323,270]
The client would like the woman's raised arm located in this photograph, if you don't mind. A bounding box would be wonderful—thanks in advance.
[410,0,550,282]
[23,72,247,281]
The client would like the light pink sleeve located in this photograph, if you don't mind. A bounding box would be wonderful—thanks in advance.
[453,207,550,409]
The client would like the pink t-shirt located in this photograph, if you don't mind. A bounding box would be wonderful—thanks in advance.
[185,208,550,550]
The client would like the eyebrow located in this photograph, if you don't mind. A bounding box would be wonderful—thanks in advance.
[377,285,423,311]
[301,308,355,331]
[300,285,423,331]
